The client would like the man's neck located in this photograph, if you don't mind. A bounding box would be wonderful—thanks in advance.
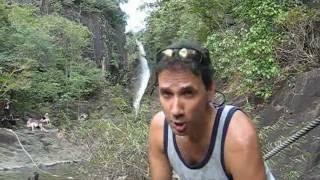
[185,106,216,143]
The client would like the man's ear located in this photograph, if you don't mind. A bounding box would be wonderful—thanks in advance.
[207,81,216,101]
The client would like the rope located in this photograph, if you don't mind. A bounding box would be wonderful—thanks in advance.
[264,116,320,160]
[1,128,75,179]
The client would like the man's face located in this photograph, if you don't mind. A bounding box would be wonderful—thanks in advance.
[158,69,214,136]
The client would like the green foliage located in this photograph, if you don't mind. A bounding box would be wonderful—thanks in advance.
[125,34,139,61]
[188,0,234,31]
[0,0,8,26]
[0,3,104,117]
[75,117,148,178]
[143,0,209,61]
[108,84,132,116]
[0,4,38,98]
[71,84,149,178]
[205,30,239,81]
[64,0,126,25]
[143,0,313,99]
[206,0,286,98]
[234,0,284,24]
[207,28,280,98]
[40,15,91,54]
[142,0,238,61]
[285,170,300,179]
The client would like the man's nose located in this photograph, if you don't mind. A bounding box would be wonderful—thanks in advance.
[171,97,184,119]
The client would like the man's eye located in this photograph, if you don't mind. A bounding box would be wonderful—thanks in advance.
[161,91,172,98]
[183,90,194,97]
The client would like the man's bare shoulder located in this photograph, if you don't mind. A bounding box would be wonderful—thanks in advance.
[224,110,266,179]
[148,111,172,179]
[150,111,165,131]
[227,110,259,150]
[149,111,166,154]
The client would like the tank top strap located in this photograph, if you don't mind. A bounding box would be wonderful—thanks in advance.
[214,105,241,179]
[164,118,169,157]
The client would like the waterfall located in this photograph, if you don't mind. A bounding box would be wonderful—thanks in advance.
[133,40,150,117]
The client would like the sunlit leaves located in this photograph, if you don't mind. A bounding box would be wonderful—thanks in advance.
[205,0,289,98]
[0,2,103,105]
[143,0,206,61]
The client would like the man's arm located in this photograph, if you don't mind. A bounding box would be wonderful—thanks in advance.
[148,112,172,180]
[225,111,266,180]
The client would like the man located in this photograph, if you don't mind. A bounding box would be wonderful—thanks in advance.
[27,171,39,180]
[148,40,274,180]
[3,98,10,119]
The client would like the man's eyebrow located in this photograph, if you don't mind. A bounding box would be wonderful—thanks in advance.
[180,85,196,91]
[159,87,171,92]
[159,84,196,90]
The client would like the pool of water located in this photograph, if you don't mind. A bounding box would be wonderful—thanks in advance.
[0,163,86,180]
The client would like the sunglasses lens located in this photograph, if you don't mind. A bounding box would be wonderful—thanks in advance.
[179,48,188,58]
[157,48,202,63]
[162,49,174,57]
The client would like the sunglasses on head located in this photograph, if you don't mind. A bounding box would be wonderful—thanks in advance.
[156,48,203,63]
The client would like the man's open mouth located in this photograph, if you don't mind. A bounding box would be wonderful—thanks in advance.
[173,122,187,132]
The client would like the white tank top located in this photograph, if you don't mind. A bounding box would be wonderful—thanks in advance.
[164,105,276,180]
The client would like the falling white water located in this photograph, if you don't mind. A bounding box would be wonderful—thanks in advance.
[133,40,150,117]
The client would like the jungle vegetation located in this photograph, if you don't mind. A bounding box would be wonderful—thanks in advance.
[1,0,319,179]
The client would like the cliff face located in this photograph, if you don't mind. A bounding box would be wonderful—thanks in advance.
[230,69,320,180]
[61,5,128,76]
[257,69,320,180]
[13,0,128,79]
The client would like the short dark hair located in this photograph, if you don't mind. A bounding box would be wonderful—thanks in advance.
[155,40,215,90]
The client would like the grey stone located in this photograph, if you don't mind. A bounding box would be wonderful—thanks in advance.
[258,69,320,180]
